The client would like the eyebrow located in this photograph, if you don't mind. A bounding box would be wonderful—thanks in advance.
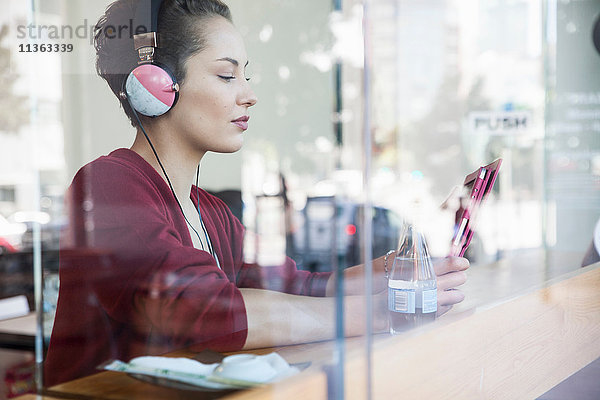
[215,57,249,68]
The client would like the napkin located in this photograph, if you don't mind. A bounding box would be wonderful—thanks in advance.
[103,352,299,389]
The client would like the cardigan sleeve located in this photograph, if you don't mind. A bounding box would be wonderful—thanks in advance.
[70,159,248,351]
[236,257,332,297]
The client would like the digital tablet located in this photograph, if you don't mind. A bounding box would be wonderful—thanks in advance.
[449,159,502,257]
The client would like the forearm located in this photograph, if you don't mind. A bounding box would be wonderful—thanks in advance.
[241,288,367,349]
[241,258,470,349]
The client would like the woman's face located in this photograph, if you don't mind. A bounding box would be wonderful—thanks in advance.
[163,16,257,154]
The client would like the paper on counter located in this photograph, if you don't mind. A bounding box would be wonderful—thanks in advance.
[103,352,299,390]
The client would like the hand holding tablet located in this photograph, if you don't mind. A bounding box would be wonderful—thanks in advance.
[449,159,502,257]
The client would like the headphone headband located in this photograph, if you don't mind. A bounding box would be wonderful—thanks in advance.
[134,0,163,36]
[133,0,164,61]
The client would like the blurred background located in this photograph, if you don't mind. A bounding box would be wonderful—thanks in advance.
[0,0,599,397]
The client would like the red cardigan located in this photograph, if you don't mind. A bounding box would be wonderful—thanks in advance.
[45,148,330,386]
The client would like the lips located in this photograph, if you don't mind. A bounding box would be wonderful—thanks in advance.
[232,115,250,131]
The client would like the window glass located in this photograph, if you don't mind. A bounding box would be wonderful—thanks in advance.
[1,0,598,397]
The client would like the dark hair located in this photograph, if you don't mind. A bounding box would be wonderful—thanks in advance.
[94,0,232,127]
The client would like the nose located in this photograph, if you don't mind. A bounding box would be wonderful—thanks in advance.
[239,81,258,107]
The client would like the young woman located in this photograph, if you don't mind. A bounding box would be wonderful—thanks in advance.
[45,0,468,385]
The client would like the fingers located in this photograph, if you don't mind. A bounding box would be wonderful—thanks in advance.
[437,270,467,291]
[438,288,465,307]
[434,258,468,317]
[434,256,469,277]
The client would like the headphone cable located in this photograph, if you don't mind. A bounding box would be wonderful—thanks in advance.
[195,165,219,268]
[128,100,214,255]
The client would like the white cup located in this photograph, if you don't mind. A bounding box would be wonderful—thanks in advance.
[212,354,277,383]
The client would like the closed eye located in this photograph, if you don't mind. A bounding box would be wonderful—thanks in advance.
[218,75,235,82]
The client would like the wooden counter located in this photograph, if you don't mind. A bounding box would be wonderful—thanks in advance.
[359,262,600,399]
[44,345,331,400]
[20,255,600,399]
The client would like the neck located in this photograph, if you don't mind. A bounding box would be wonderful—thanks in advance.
[130,121,205,201]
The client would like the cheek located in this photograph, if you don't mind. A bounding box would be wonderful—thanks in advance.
[177,83,233,123]
[181,94,212,120]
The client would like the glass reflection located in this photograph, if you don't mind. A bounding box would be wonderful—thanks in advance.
[0,0,596,397]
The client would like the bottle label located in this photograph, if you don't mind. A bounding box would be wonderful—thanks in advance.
[388,280,415,313]
[422,289,437,313]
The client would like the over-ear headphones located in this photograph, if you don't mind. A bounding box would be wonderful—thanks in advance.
[120,0,179,117]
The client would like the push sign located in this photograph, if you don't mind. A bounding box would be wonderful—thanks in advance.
[468,110,532,135]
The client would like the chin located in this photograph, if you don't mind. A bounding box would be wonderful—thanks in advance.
[217,139,244,154]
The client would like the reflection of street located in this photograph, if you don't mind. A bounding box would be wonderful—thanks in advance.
[339,170,544,265]
[291,196,403,272]
[227,176,545,268]
[248,163,547,269]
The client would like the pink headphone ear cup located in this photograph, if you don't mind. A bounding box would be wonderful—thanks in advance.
[125,64,178,117]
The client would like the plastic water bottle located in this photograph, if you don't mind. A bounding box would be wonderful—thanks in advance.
[388,224,437,334]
